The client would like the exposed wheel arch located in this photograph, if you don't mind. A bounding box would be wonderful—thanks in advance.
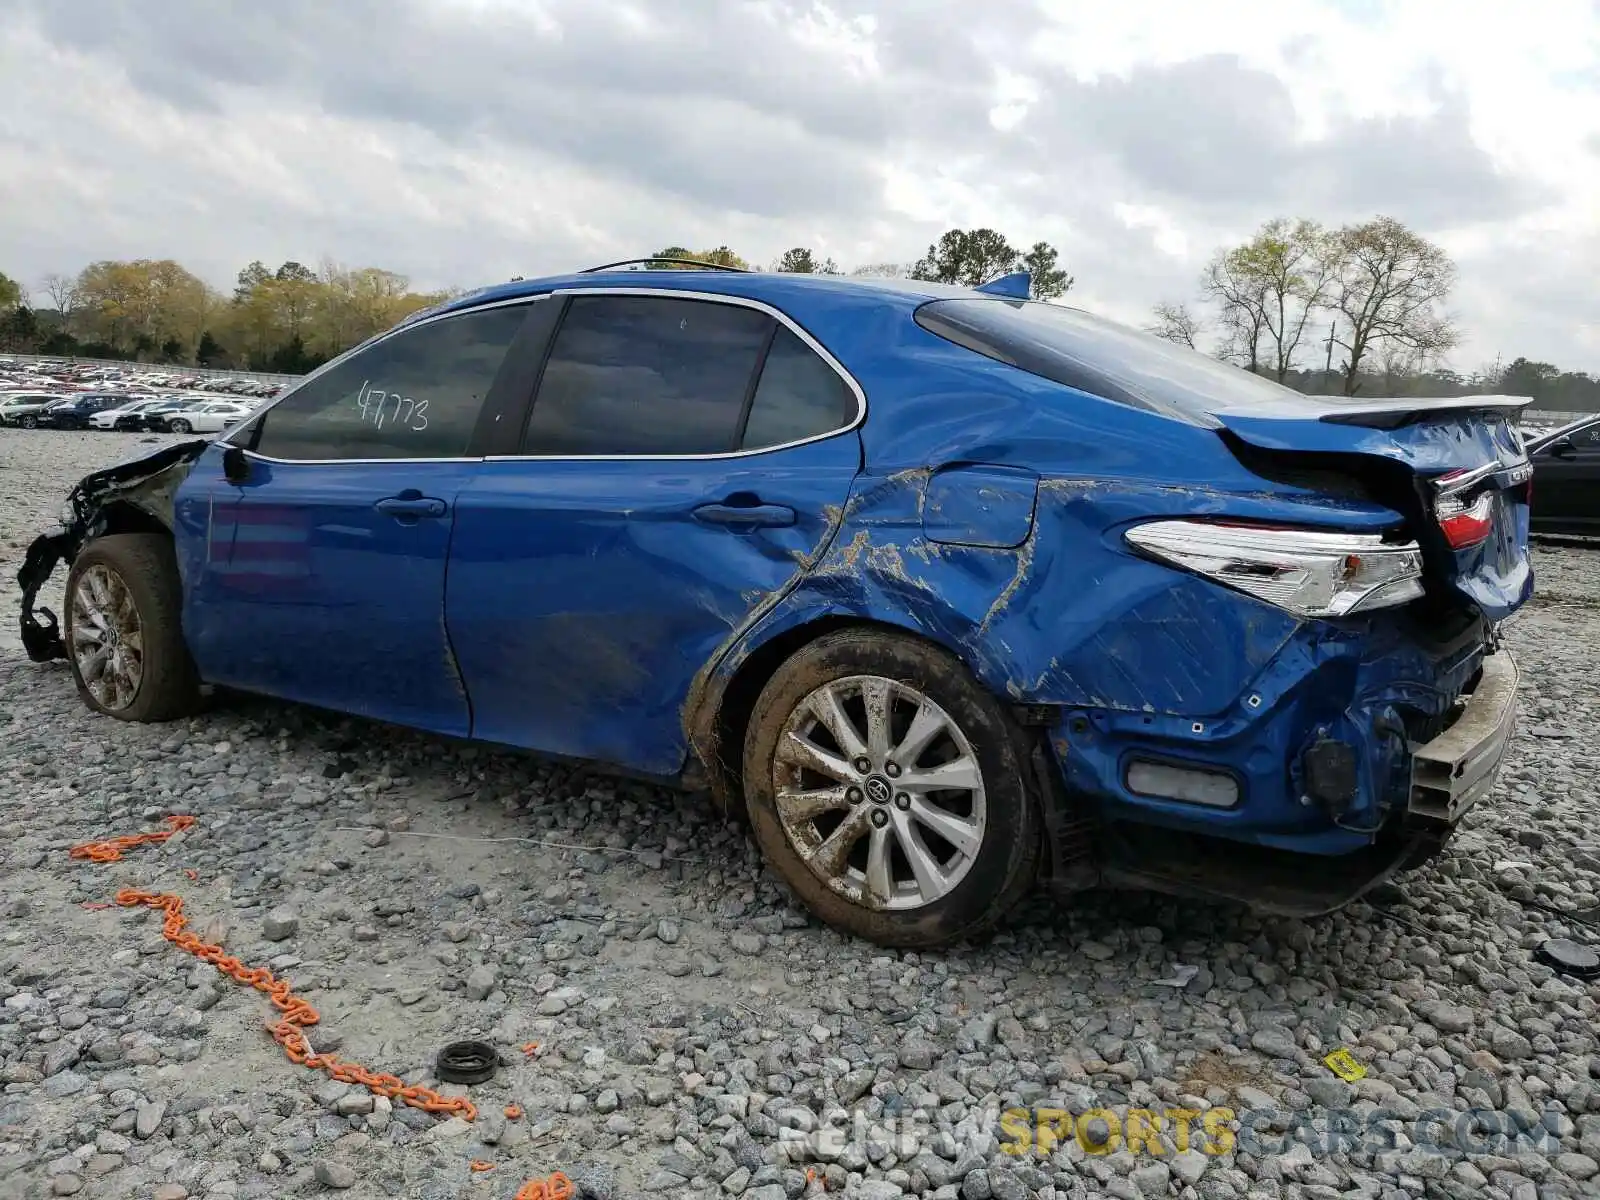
[95,500,172,540]
[694,613,980,820]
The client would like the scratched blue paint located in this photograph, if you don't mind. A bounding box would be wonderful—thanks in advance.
[140,267,1533,863]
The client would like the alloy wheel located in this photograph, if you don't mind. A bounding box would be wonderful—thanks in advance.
[70,564,145,712]
[773,674,987,910]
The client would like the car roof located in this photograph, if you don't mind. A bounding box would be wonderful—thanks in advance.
[426,268,980,325]
[1526,413,1599,450]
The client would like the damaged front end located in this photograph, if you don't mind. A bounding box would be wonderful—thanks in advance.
[16,441,209,664]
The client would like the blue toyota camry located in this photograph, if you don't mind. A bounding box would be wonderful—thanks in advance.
[18,260,1534,947]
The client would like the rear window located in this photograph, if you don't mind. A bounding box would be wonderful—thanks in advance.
[913,298,1310,423]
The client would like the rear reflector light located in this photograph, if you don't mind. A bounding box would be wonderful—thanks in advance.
[1124,520,1425,618]
[1434,491,1494,549]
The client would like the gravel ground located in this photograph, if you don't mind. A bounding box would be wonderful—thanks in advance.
[1,429,1598,1200]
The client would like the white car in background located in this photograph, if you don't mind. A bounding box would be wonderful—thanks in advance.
[89,398,180,431]
[154,399,254,434]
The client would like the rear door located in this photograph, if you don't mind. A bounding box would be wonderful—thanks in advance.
[173,299,543,734]
[447,288,864,776]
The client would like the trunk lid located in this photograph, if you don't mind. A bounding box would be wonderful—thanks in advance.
[1212,395,1533,623]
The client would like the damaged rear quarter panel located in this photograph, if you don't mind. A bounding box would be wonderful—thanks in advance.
[700,348,1411,721]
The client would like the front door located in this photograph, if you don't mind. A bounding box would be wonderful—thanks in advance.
[447,290,864,775]
[174,299,543,734]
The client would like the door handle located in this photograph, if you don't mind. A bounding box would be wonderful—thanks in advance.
[692,501,797,530]
[375,490,448,520]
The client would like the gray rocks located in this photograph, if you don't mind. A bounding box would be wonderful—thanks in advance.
[134,1100,166,1139]
[42,1043,79,1077]
[313,1160,358,1189]
[464,964,498,1000]
[730,932,764,956]
[262,905,300,941]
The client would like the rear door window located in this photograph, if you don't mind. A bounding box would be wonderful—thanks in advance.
[246,303,533,461]
[740,326,857,451]
[522,295,774,455]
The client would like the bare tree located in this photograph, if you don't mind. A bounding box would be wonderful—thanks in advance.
[1202,248,1270,373]
[1234,219,1337,382]
[1326,216,1459,396]
[39,273,75,318]
[1146,301,1203,349]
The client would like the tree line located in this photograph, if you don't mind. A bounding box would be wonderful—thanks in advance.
[0,228,1066,374]
[0,259,453,374]
[1146,214,1598,409]
[1,220,1593,411]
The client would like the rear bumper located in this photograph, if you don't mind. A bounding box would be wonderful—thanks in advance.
[1407,648,1517,827]
[1041,613,1519,914]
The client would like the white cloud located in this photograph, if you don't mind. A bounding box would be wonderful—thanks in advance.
[0,0,1595,369]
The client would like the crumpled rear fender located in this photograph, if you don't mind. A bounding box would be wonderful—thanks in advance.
[15,440,208,663]
[682,465,1407,807]
[734,469,1403,710]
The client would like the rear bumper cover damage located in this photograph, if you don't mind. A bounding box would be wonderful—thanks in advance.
[1061,642,1520,916]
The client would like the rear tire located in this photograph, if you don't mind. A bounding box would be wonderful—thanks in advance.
[20,415,37,429]
[742,628,1039,948]
[64,534,203,723]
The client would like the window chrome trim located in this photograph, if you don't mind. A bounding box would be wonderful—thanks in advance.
[221,294,550,462]
[485,285,867,462]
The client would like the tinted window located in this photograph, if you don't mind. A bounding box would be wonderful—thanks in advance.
[915,298,1315,423]
[248,304,530,461]
[524,295,772,455]
[740,326,855,450]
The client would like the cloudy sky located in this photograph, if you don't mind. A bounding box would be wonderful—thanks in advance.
[1,0,1596,371]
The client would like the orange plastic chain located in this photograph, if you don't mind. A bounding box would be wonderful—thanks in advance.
[68,816,477,1122]
[69,813,197,862]
[516,1173,574,1200]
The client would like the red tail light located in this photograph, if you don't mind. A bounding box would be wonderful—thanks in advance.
[1435,491,1494,549]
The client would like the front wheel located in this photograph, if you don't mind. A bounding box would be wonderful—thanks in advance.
[19,415,37,429]
[64,534,203,722]
[167,418,192,433]
[742,629,1039,948]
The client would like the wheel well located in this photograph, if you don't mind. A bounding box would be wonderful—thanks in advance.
[707,615,961,816]
[94,502,171,540]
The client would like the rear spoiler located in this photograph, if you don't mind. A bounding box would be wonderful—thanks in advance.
[1314,395,1535,430]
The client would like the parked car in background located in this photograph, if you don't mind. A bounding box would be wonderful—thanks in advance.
[148,399,253,434]
[15,264,1534,948]
[90,398,183,432]
[1526,414,1600,535]
[38,393,135,430]
[0,392,66,428]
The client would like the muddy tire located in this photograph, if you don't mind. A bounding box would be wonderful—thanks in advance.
[64,533,203,723]
[742,628,1039,948]
[19,415,37,429]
